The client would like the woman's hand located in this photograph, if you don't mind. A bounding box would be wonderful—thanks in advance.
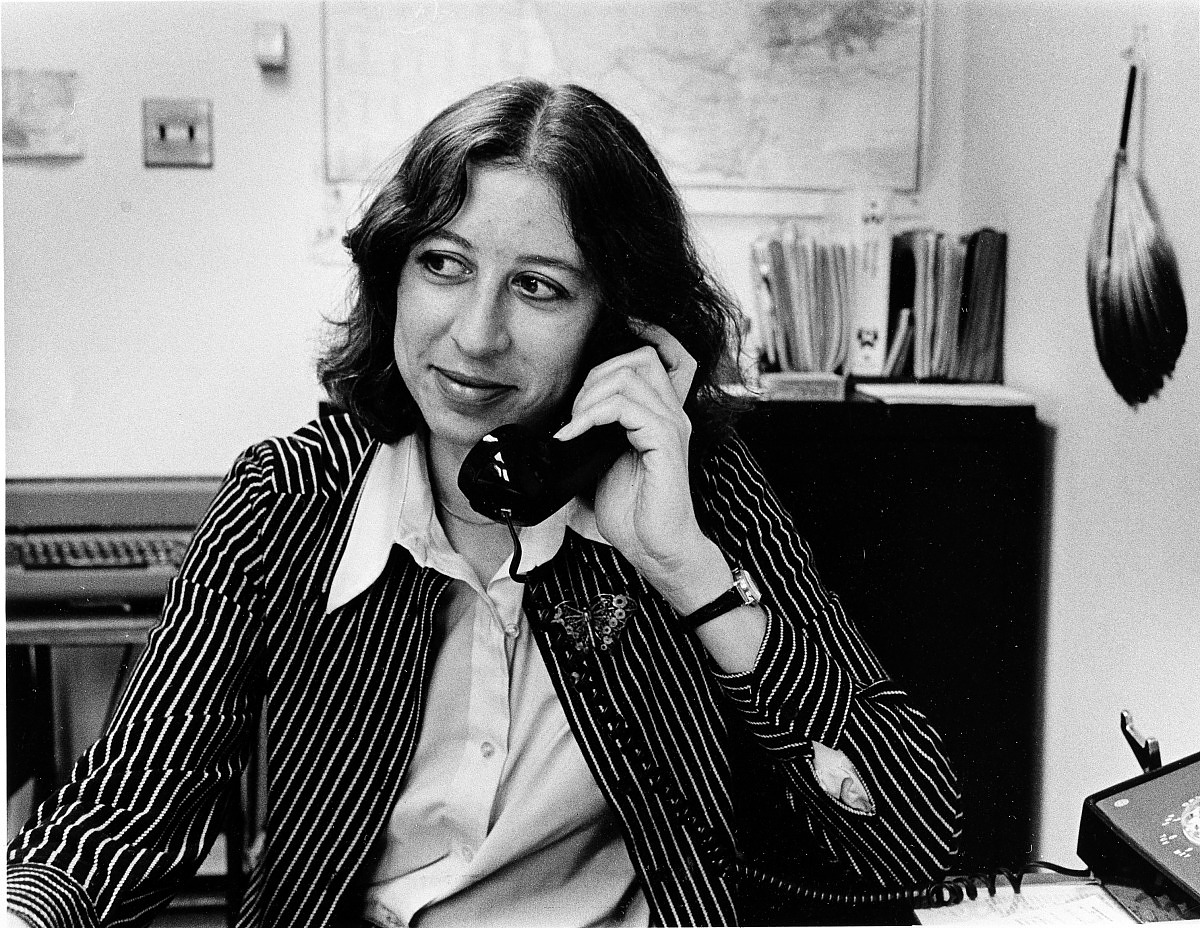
[554,324,724,601]
[555,321,765,670]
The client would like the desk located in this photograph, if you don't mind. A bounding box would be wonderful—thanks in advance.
[915,871,1198,923]
[7,613,158,647]
[7,609,156,790]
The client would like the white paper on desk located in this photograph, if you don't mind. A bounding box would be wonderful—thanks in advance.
[916,880,1136,925]
[853,382,1035,406]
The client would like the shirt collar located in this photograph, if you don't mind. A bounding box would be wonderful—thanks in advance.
[326,431,608,614]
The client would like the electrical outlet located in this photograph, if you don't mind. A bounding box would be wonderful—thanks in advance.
[143,98,212,168]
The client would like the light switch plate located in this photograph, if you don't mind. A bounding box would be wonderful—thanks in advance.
[143,98,212,167]
[255,22,288,71]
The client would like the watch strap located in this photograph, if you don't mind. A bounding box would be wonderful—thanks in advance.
[683,566,761,630]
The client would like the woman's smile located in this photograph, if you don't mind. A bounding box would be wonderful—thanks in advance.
[432,366,515,405]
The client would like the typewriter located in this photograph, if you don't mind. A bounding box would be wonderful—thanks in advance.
[6,477,221,607]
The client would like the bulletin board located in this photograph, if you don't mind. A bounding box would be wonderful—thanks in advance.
[321,0,928,210]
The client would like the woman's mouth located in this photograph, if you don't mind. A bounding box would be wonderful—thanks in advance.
[433,367,515,404]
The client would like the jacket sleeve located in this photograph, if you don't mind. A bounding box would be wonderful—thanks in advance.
[693,433,962,887]
[7,443,276,928]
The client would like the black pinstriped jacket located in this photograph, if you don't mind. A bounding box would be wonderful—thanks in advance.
[8,413,961,927]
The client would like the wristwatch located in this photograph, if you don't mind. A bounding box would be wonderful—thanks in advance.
[683,566,762,630]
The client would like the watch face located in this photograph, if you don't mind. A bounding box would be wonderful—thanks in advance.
[734,568,762,605]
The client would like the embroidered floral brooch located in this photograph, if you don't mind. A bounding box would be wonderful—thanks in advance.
[551,593,636,652]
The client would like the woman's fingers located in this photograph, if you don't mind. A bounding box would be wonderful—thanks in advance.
[573,352,673,415]
[633,322,697,404]
[576,339,688,408]
[556,321,697,445]
[555,365,689,446]
[579,345,672,404]
[555,391,674,452]
[582,323,697,405]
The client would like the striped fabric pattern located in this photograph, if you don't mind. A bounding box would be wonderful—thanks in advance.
[8,413,961,927]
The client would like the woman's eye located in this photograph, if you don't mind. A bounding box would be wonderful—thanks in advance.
[417,252,469,279]
[513,274,565,302]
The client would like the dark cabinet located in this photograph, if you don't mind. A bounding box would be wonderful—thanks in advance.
[735,398,1045,869]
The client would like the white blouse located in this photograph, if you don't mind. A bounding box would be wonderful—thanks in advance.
[326,435,649,928]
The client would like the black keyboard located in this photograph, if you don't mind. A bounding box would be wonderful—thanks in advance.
[7,530,195,602]
[8,532,191,571]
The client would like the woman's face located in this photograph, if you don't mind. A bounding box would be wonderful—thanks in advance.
[393,164,601,458]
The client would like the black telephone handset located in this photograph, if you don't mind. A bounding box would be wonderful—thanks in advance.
[458,325,650,532]
[457,420,628,528]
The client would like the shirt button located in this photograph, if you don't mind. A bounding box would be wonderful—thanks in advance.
[480,741,495,758]
[504,623,519,638]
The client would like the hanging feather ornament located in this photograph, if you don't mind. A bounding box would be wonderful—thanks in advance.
[1085,37,1188,407]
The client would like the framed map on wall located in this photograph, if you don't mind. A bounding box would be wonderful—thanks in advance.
[323,0,927,208]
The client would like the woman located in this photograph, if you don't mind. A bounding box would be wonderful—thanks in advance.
[8,79,960,928]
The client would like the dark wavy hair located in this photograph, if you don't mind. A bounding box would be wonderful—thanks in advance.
[319,77,744,448]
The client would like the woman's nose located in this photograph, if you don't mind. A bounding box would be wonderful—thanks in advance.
[449,283,512,357]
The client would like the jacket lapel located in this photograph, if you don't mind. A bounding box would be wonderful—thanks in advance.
[256,436,452,926]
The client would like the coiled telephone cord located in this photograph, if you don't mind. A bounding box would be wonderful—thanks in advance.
[514,553,1093,909]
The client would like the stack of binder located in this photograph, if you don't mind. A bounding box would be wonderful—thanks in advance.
[887,228,1007,382]
[749,221,891,399]
[747,224,1008,392]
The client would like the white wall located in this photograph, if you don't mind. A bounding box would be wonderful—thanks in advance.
[959,0,1200,864]
[3,1,345,477]
[3,1,969,479]
[6,0,1198,873]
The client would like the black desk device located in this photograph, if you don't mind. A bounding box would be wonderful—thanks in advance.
[1078,749,1200,909]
